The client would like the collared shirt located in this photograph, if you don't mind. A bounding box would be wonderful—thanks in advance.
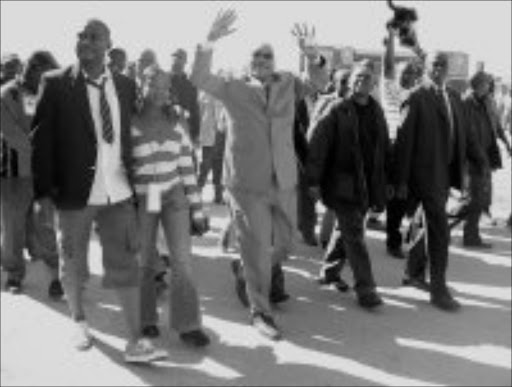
[381,78,410,141]
[83,68,132,205]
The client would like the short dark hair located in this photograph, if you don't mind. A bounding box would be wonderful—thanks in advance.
[108,47,126,59]
[24,50,59,75]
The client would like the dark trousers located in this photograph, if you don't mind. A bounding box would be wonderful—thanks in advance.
[462,169,491,243]
[386,197,408,250]
[412,188,450,295]
[320,203,377,296]
[197,132,226,193]
[297,171,317,241]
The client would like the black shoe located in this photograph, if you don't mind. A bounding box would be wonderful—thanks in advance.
[251,313,282,341]
[463,240,493,249]
[367,218,385,231]
[270,291,290,304]
[180,329,211,348]
[302,234,318,247]
[142,325,160,338]
[387,246,405,260]
[401,277,430,292]
[430,292,461,312]
[48,279,64,300]
[320,240,329,250]
[357,291,384,309]
[230,260,249,308]
[317,275,350,293]
[5,278,22,294]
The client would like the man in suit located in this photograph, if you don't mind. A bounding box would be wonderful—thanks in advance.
[191,10,327,340]
[32,19,167,363]
[394,51,485,311]
[1,50,62,297]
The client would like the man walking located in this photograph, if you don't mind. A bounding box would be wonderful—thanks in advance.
[191,10,327,340]
[31,19,166,362]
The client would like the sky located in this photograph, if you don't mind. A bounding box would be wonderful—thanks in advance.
[1,0,511,80]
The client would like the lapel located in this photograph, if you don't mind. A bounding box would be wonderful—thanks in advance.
[245,75,268,109]
[69,64,97,142]
[425,82,450,125]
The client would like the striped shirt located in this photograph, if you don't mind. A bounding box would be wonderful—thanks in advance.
[131,118,202,212]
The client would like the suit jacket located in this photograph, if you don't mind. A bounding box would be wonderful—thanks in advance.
[0,80,33,177]
[306,97,390,211]
[394,81,485,196]
[190,45,328,194]
[169,72,200,144]
[31,65,137,209]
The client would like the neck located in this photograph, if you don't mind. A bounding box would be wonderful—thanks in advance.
[81,60,106,80]
[353,93,370,105]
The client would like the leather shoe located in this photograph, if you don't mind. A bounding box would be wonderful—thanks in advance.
[463,240,492,249]
[430,292,461,312]
[358,291,384,309]
[402,277,430,292]
[142,325,160,338]
[251,313,282,341]
[387,246,405,259]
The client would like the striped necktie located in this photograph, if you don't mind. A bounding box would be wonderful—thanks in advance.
[86,78,114,144]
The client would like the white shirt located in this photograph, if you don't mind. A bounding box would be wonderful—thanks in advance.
[381,78,409,141]
[83,69,132,205]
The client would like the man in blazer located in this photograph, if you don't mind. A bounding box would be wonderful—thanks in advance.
[191,10,327,340]
[1,51,61,297]
[394,51,485,311]
[31,19,166,363]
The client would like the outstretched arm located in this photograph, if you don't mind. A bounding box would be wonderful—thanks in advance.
[190,9,237,101]
[292,23,329,98]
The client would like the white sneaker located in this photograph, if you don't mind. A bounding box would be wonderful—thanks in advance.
[124,338,168,363]
[73,321,94,351]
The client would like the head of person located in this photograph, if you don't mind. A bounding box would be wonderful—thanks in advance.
[250,43,275,83]
[141,66,170,107]
[331,68,351,98]
[76,19,112,70]
[426,51,449,87]
[469,70,492,99]
[22,50,59,94]
[349,60,376,99]
[138,49,157,77]
[1,53,22,84]
[170,48,187,73]
[108,47,127,74]
[397,60,421,90]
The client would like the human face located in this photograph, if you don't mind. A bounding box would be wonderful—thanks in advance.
[142,70,170,106]
[138,50,156,74]
[1,59,22,82]
[170,53,187,73]
[250,46,275,82]
[76,21,111,67]
[108,52,127,74]
[427,53,449,86]
[398,63,418,90]
[24,60,55,93]
[350,67,374,98]
[333,70,350,98]
[474,78,491,98]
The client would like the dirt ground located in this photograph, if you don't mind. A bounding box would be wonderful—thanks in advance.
[1,158,510,387]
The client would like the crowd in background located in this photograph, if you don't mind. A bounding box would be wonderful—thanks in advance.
[1,6,511,365]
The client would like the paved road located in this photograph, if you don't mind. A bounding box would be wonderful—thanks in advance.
[2,164,511,386]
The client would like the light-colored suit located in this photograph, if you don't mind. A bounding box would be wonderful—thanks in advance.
[191,45,327,316]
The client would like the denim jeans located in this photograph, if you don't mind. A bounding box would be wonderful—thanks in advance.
[0,177,58,281]
[138,185,202,333]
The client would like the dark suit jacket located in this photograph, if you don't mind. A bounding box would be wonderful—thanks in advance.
[394,81,485,197]
[31,65,137,209]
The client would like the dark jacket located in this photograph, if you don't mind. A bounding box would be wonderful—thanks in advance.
[306,96,390,211]
[31,65,137,209]
[463,92,502,171]
[394,82,485,196]
[169,72,200,144]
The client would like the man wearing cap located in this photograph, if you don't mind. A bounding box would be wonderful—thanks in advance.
[191,10,327,340]
[170,48,200,145]
[394,51,485,311]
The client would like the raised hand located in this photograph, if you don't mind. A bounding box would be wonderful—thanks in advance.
[207,9,238,43]
[291,23,318,58]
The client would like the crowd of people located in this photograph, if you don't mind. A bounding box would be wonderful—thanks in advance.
[1,7,511,365]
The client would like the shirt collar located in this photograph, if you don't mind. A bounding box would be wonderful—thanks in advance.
[82,66,112,85]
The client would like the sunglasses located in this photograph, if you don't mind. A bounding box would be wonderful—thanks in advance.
[253,51,274,60]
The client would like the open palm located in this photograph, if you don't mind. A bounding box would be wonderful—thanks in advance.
[207,9,238,43]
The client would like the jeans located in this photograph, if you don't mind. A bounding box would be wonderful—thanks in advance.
[138,185,202,333]
[0,177,58,281]
[321,203,377,296]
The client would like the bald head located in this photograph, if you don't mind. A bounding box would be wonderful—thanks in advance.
[250,43,275,82]
[76,18,112,67]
